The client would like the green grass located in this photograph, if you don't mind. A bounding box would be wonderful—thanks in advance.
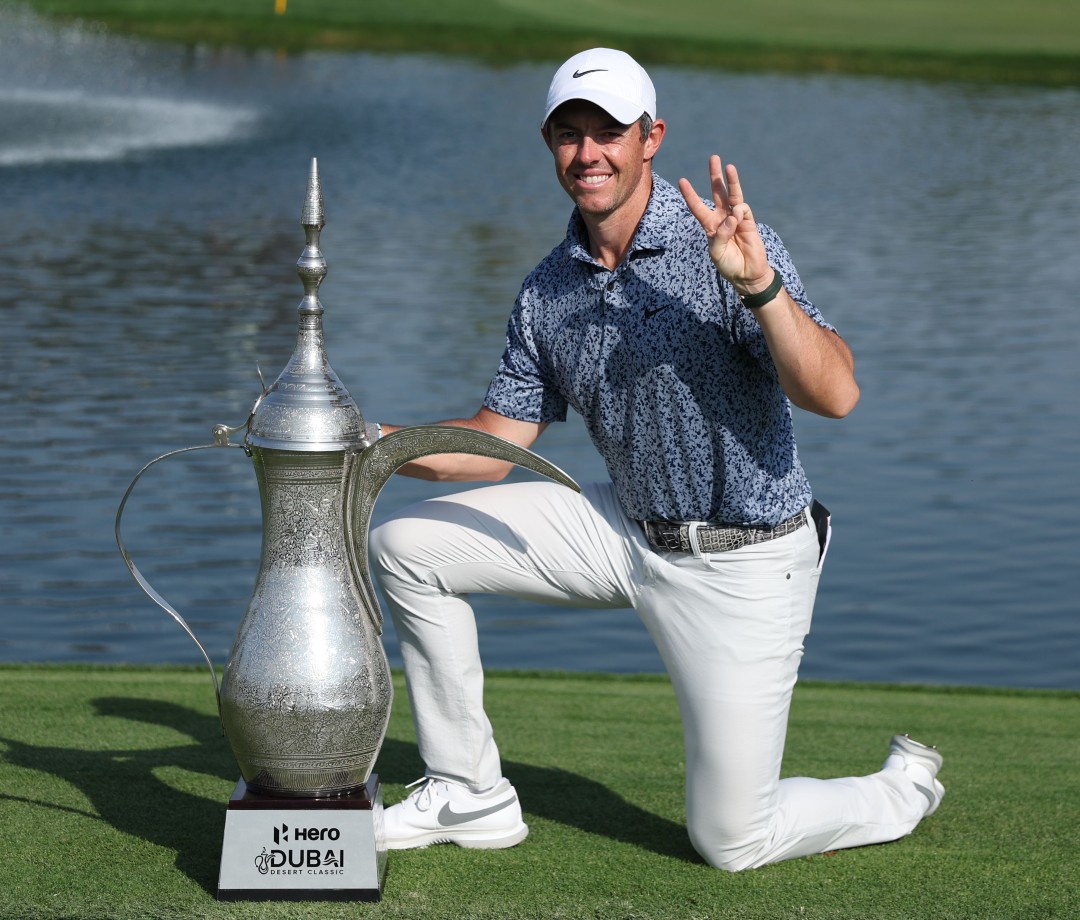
[10,0,1080,85]
[1,665,1077,919]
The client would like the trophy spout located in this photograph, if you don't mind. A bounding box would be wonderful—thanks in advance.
[344,425,581,636]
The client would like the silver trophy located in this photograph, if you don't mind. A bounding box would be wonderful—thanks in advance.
[116,159,579,900]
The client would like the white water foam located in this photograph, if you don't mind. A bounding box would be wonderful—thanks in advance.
[0,7,261,166]
[0,88,260,166]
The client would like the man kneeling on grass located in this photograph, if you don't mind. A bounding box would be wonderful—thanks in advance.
[365,48,944,871]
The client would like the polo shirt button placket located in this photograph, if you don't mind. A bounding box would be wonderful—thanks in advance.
[600,275,617,312]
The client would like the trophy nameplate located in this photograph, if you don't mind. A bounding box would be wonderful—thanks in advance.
[216,776,386,901]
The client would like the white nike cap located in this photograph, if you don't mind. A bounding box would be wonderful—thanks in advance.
[541,48,656,129]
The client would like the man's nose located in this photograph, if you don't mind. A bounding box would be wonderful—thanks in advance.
[577,134,600,162]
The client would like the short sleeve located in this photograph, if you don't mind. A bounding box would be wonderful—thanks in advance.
[483,297,568,423]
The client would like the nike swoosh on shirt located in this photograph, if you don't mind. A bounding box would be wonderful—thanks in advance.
[572,69,608,78]
[644,305,670,319]
[437,797,516,826]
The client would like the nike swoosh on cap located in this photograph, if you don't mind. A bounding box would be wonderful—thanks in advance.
[572,69,608,78]
[437,797,516,827]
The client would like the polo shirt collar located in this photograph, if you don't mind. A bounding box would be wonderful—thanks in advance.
[566,176,677,266]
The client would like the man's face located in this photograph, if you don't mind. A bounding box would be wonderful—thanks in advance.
[543,100,664,221]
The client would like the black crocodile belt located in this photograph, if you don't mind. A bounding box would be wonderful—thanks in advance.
[640,510,808,554]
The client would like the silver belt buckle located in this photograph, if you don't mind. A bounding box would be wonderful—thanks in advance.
[643,511,807,554]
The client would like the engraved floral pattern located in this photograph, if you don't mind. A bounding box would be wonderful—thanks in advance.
[220,449,392,797]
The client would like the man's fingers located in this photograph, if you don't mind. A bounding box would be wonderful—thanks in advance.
[709,155,725,177]
[680,174,745,246]
[678,177,716,231]
[724,162,744,206]
[709,155,727,206]
[732,202,753,224]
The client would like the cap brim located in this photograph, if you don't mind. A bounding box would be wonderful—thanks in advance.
[542,90,647,129]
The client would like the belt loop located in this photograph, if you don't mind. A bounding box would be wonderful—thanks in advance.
[687,521,704,557]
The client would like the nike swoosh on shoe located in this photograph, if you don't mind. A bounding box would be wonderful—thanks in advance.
[912,779,945,816]
[437,797,516,827]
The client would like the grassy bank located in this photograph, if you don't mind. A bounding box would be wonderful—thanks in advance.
[1,665,1077,919]
[11,0,1080,86]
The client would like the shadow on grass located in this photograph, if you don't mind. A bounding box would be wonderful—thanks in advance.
[1,695,697,896]
[502,758,697,862]
[374,738,697,863]
[1,696,236,892]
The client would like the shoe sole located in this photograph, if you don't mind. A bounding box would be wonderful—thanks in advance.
[890,734,945,816]
[890,734,944,773]
[386,822,529,851]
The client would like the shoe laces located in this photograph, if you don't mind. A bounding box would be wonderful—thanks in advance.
[404,776,439,813]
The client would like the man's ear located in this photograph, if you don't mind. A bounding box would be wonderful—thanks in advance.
[644,117,666,163]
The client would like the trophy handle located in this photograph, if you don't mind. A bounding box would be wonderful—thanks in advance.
[115,441,249,720]
[344,425,581,636]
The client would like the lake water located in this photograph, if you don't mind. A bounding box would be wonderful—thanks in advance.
[1,8,1078,690]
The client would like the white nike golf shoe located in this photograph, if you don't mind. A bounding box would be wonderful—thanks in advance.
[884,733,945,816]
[383,776,529,850]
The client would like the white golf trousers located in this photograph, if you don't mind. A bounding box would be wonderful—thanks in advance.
[370,480,932,871]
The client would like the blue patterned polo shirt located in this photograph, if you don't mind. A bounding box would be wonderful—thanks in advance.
[483,176,834,526]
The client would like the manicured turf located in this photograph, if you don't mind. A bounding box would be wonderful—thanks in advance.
[1,665,1077,919]
[12,0,1080,85]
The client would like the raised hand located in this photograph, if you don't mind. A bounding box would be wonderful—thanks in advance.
[678,156,773,293]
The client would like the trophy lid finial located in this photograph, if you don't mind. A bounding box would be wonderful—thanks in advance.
[301,157,324,229]
[246,159,366,452]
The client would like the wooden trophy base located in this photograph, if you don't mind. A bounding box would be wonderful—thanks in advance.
[216,775,386,901]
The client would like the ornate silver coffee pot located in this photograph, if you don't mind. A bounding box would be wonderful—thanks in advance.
[117,159,579,798]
